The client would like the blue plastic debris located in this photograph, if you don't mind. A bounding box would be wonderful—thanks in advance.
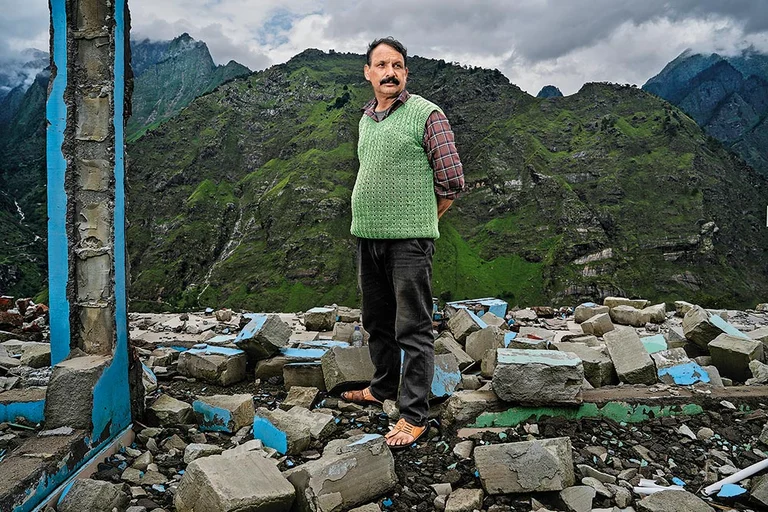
[205,307,214,314]
[382,498,394,508]
[671,477,686,487]
[286,459,295,467]
[474,470,480,478]
[152,484,165,493]
[717,483,747,498]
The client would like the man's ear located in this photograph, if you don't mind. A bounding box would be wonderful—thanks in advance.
[364,64,370,82]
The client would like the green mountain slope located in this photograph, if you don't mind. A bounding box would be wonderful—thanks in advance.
[127,50,768,312]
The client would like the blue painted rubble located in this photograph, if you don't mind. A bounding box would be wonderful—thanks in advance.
[447,298,507,319]
[348,433,381,446]
[280,347,327,360]
[186,345,245,357]
[431,355,461,398]
[206,334,237,345]
[497,348,581,366]
[641,334,667,354]
[658,361,711,385]
[193,400,235,432]
[252,414,288,454]
[0,400,45,424]
[709,315,750,339]
[235,314,268,343]
[298,340,348,349]
[503,332,517,347]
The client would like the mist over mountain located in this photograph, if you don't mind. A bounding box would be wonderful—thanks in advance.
[0,48,48,101]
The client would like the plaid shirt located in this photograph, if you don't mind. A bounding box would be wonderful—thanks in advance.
[362,90,465,199]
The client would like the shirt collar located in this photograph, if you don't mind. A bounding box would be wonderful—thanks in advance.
[362,90,411,120]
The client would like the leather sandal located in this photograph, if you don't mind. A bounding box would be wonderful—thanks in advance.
[340,387,382,406]
[385,418,429,451]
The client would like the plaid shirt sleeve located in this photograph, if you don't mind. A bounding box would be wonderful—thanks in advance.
[424,110,465,199]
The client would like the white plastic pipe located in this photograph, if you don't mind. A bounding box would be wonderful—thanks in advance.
[703,457,768,496]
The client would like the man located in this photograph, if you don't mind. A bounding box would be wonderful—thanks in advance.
[341,37,464,450]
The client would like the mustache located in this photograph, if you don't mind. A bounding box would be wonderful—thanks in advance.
[380,76,400,85]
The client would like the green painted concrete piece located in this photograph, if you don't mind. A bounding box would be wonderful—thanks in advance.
[641,334,668,354]
[496,348,581,367]
[471,401,704,427]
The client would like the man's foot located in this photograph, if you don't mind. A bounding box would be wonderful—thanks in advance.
[340,387,383,406]
[385,418,429,450]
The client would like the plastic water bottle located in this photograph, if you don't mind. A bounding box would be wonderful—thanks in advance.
[351,326,363,347]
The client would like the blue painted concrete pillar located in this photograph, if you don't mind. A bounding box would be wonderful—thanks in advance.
[46,0,132,442]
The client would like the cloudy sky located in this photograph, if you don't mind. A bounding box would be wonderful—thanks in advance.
[2,0,768,95]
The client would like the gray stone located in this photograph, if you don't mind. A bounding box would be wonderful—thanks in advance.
[58,479,129,512]
[432,483,453,496]
[284,433,396,512]
[481,312,507,329]
[609,305,646,327]
[321,346,375,392]
[175,450,295,512]
[148,394,194,426]
[683,306,724,349]
[304,307,336,331]
[665,326,687,348]
[234,313,291,361]
[0,345,21,369]
[561,334,600,347]
[255,356,289,380]
[751,474,768,507]
[675,301,695,317]
[603,297,649,309]
[581,477,612,498]
[193,394,254,433]
[643,303,667,323]
[349,504,382,512]
[121,467,143,485]
[281,386,319,410]
[708,333,763,382]
[441,390,501,426]
[337,307,362,323]
[636,490,714,512]
[253,407,311,455]
[178,347,247,386]
[44,355,111,429]
[576,464,616,483]
[435,331,474,370]
[285,406,337,440]
[512,308,538,321]
[580,313,614,337]
[748,360,768,385]
[475,437,575,494]
[284,362,327,391]
[559,485,595,512]
[554,342,614,387]
[448,308,485,344]
[608,485,632,508]
[758,303,768,312]
[604,327,657,384]
[453,440,474,459]
[574,303,610,324]
[519,327,557,341]
[131,450,153,471]
[184,443,225,463]
[445,488,484,512]
[19,342,51,368]
[460,374,482,390]
[749,326,768,343]
[651,348,690,370]
[492,349,583,404]
[148,347,178,367]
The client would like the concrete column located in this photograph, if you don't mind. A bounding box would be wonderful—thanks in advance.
[46,0,133,440]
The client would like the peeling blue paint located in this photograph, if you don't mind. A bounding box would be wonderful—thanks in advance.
[299,340,348,349]
[503,332,517,347]
[280,347,327,360]
[193,400,234,432]
[497,348,581,366]
[235,314,268,343]
[658,362,711,385]
[447,298,508,318]
[252,415,288,454]
[710,315,749,339]
[431,357,461,398]
[717,483,747,498]
[46,0,70,366]
[0,400,45,424]
[187,346,244,357]
[348,433,380,446]
[206,335,237,345]
[641,334,667,354]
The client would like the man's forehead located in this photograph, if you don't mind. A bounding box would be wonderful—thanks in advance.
[370,44,405,62]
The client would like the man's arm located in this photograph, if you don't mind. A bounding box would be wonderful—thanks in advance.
[424,110,465,218]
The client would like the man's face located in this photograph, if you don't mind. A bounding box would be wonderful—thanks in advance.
[364,44,408,100]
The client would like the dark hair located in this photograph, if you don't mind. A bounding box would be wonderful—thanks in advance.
[366,37,407,67]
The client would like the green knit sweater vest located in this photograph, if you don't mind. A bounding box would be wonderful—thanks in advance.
[351,94,441,239]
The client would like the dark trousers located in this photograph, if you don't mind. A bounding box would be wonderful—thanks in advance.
[357,237,435,427]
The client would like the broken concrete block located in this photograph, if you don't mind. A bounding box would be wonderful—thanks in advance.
[284,433,396,512]
[321,346,375,393]
[675,301,694,317]
[636,489,714,512]
[683,306,725,349]
[175,450,295,512]
[560,334,600,347]
[445,488,484,512]
[653,348,710,385]
[665,325,687,349]
[148,394,194,426]
[448,308,487,344]
[708,333,763,382]
[641,334,668,354]
[284,362,327,391]
[747,360,768,385]
[604,327,657,385]
[0,346,21,369]
[148,347,178,367]
[253,407,311,455]
[337,307,362,323]
[44,355,111,429]
[19,342,51,368]
[234,313,291,360]
[748,326,768,346]
[431,353,462,399]
[214,309,233,322]
[554,342,614,387]
[285,406,337,440]
[184,443,224,464]
[574,303,610,324]
[446,298,508,319]
[281,386,319,410]
[559,485,596,512]
[475,437,575,494]
[492,349,583,404]
[435,331,474,370]
[178,346,247,386]
[441,390,501,426]
[519,327,556,341]
[603,297,649,309]
[304,307,336,331]
[609,305,646,327]
[193,394,254,433]
[505,333,548,350]
[480,312,507,329]
[57,479,129,512]
[511,308,537,321]
[642,303,667,323]
[580,313,614,337]
[255,356,289,380]
[465,326,504,362]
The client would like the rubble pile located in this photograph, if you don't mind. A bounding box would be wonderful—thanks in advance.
[5,296,768,510]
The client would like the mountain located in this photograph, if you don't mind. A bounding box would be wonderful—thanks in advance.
[0,34,250,296]
[127,33,251,139]
[537,85,563,98]
[126,50,768,312]
[644,48,768,174]
[0,48,48,101]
